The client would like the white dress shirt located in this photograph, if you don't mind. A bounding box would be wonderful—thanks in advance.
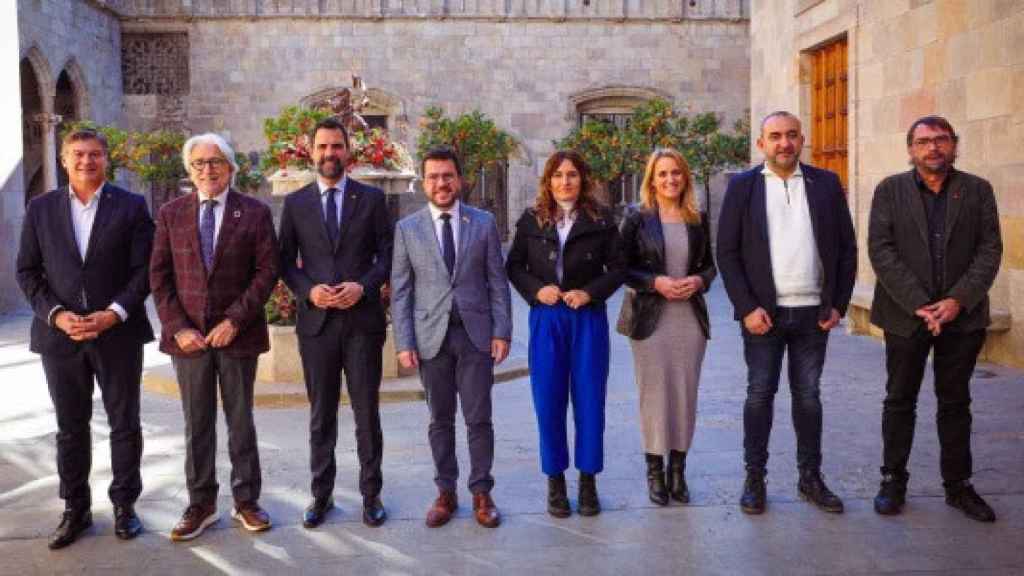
[555,209,576,283]
[428,200,461,265]
[57,183,127,322]
[197,188,228,246]
[318,175,347,229]
[762,164,823,307]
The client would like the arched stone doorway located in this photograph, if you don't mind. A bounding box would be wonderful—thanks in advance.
[20,58,46,204]
[54,69,80,189]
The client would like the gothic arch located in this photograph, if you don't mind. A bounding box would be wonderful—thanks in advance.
[21,46,54,111]
[566,85,672,120]
[56,57,92,120]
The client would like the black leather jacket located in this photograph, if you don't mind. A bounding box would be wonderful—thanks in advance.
[506,207,625,306]
[618,206,716,340]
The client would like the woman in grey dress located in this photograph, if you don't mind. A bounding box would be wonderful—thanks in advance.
[617,148,716,505]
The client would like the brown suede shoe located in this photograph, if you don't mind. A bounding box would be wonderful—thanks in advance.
[170,503,218,542]
[473,492,501,528]
[232,501,272,532]
[425,490,458,528]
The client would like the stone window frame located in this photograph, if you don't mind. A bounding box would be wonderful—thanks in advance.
[121,31,191,96]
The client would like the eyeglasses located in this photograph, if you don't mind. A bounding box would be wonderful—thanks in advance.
[425,173,457,183]
[912,135,953,148]
[189,158,228,171]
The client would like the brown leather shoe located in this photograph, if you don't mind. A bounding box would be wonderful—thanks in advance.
[473,492,501,528]
[170,503,218,542]
[232,501,272,532]
[425,490,458,528]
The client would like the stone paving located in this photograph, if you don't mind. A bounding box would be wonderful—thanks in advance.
[0,284,1021,575]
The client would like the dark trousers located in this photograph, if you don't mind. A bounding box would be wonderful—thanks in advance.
[528,302,609,476]
[42,341,144,510]
[882,329,985,485]
[173,351,261,505]
[298,314,384,500]
[419,321,495,494]
[742,306,829,473]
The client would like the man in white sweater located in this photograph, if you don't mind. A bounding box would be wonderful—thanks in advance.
[717,111,857,515]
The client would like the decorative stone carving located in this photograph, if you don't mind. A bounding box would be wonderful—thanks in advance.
[122,33,190,95]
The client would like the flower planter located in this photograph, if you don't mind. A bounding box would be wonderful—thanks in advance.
[257,323,415,383]
[268,168,316,196]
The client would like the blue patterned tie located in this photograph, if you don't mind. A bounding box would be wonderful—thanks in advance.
[324,187,339,245]
[200,199,216,270]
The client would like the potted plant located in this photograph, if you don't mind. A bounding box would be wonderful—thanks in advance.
[256,280,304,383]
[262,105,331,195]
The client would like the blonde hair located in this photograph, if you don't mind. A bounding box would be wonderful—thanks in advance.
[639,148,700,224]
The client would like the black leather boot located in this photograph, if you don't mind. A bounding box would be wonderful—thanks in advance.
[547,473,571,518]
[578,472,601,516]
[646,454,669,506]
[874,471,908,516]
[740,469,766,514]
[798,469,844,513]
[945,480,996,523]
[668,450,690,504]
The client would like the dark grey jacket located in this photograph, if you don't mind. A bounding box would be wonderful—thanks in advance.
[868,168,1002,337]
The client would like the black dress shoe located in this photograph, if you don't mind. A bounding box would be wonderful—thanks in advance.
[48,508,92,550]
[798,469,844,514]
[873,472,907,516]
[362,496,387,527]
[945,481,996,523]
[303,497,334,529]
[740,470,766,515]
[114,504,143,540]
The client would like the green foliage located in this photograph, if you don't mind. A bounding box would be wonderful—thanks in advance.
[60,120,132,180]
[234,152,264,193]
[265,280,296,326]
[415,106,518,198]
[261,106,332,172]
[555,98,751,203]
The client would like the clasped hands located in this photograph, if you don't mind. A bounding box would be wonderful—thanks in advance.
[174,319,238,353]
[653,275,704,302]
[742,307,841,336]
[54,310,120,341]
[915,298,961,336]
[535,285,591,309]
[398,338,509,370]
[309,282,364,310]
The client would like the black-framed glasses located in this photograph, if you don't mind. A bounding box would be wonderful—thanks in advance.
[912,135,952,148]
[189,158,228,171]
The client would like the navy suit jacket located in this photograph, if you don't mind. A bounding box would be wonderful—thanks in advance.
[278,177,393,337]
[16,183,155,356]
[716,162,857,323]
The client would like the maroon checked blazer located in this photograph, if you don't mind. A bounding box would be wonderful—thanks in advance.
[150,189,279,357]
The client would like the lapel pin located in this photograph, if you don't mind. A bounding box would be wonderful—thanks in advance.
[233,210,241,218]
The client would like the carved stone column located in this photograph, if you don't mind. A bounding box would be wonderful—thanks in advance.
[32,112,62,192]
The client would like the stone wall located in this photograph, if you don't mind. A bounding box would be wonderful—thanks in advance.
[1,1,25,311]
[749,0,1024,368]
[122,16,751,223]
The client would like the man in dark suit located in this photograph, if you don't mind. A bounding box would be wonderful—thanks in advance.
[391,146,512,528]
[717,111,856,515]
[150,133,279,541]
[278,118,393,528]
[868,116,1002,522]
[16,128,154,548]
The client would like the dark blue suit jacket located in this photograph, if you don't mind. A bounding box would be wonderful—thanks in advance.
[278,177,393,337]
[716,163,857,323]
[16,183,155,356]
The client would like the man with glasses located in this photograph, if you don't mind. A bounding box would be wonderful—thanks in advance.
[150,133,279,540]
[17,128,154,548]
[278,118,393,529]
[391,146,512,528]
[868,116,1002,522]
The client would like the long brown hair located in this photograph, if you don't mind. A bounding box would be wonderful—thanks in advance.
[639,148,700,224]
[533,150,604,227]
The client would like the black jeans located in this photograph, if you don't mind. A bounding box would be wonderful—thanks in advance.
[882,329,985,485]
[742,306,829,473]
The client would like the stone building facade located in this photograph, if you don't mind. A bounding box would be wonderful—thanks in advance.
[749,0,1023,367]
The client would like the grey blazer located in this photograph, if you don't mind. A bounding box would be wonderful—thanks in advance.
[390,203,512,360]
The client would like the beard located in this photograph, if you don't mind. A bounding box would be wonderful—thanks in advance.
[317,155,345,179]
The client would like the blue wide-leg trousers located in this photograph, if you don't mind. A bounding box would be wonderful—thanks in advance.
[528,302,609,476]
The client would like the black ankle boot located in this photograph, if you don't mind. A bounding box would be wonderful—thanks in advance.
[740,469,766,514]
[646,454,669,506]
[547,474,571,518]
[668,450,690,504]
[578,472,601,516]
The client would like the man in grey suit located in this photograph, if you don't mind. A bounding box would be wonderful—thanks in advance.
[391,146,512,528]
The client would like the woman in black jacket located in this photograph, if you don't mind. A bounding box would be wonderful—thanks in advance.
[506,150,624,518]
[617,148,716,506]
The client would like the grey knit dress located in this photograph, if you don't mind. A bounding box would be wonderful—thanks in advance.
[629,222,707,454]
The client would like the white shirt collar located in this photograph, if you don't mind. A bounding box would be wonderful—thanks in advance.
[317,175,347,195]
[428,200,461,222]
[69,182,104,208]
[761,163,803,179]
[198,187,229,204]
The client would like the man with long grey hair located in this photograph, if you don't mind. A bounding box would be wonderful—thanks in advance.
[150,132,279,541]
